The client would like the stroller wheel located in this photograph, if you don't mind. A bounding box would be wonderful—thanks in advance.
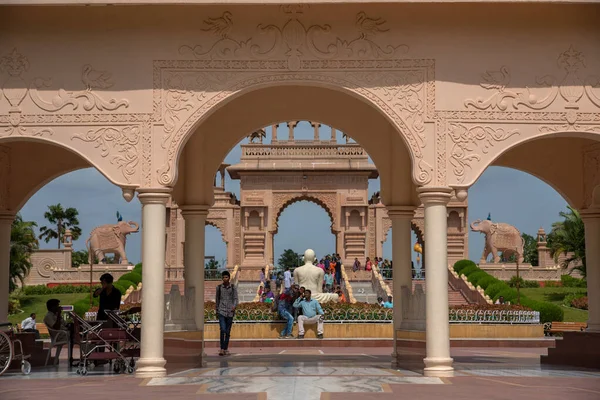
[129,359,136,369]
[126,366,134,374]
[81,368,88,376]
[113,364,121,374]
[21,361,31,375]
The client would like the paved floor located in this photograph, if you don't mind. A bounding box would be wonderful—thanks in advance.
[1,347,599,399]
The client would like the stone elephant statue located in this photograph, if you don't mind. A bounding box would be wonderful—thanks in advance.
[470,219,524,264]
[86,221,139,265]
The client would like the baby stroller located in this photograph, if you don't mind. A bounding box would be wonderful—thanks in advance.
[105,309,140,371]
[69,312,135,376]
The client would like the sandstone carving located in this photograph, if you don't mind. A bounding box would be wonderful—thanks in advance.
[87,220,140,265]
[471,218,524,264]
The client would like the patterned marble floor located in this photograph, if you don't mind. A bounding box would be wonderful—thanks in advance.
[2,347,599,400]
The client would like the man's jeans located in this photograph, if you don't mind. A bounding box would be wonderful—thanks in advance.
[218,314,234,350]
[279,309,294,336]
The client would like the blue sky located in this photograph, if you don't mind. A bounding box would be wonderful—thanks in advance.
[20,122,568,267]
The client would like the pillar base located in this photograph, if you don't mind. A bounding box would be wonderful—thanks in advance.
[423,357,454,377]
[587,322,600,333]
[135,357,167,378]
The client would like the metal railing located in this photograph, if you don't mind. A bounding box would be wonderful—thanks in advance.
[377,268,425,280]
[449,309,540,324]
[204,308,393,322]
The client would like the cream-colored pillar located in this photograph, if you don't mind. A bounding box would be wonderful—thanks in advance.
[0,213,13,322]
[136,191,169,378]
[388,206,415,357]
[582,209,600,332]
[181,205,209,331]
[418,187,453,377]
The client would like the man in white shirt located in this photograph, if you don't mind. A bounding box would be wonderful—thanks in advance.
[21,313,39,339]
[283,267,293,290]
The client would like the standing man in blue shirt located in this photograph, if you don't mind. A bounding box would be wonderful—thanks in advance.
[293,289,325,339]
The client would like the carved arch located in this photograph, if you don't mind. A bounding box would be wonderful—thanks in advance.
[206,219,228,244]
[156,65,435,189]
[271,192,337,235]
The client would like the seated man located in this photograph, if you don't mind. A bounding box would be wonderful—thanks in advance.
[21,313,40,339]
[383,295,393,308]
[293,289,325,339]
[43,299,71,365]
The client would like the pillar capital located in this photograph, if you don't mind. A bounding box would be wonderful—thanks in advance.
[180,204,210,218]
[0,212,15,224]
[386,206,416,219]
[417,187,453,206]
[580,208,600,220]
[137,189,171,205]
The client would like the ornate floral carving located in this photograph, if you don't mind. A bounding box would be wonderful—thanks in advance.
[446,123,519,183]
[233,208,241,265]
[141,121,153,187]
[0,49,129,113]
[155,64,434,186]
[465,46,600,111]
[179,11,409,71]
[71,125,140,183]
[367,207,376,258]
[435,117,447,186]
[381,217,392,243]
[208,210,227,219]
[37,258,56,278]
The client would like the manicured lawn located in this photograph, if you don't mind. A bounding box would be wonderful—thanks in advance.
[8,293,88,325]
[521,287,588,322]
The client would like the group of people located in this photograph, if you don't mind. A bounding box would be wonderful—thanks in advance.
[352,257,392,272]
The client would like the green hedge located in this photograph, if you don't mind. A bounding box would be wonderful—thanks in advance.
[453,259,563,323]
[23,284,90,295]
[560,275,586,288]
[508,276,540,288]
[133,263,142,274]
[119,272,142,286]
[116,279,135,292]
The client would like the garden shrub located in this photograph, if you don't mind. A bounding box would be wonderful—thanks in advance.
[570,296,588,310]
[119,272,142,285]
[494,288,518,303]
[113,282,129,294]
[486,282,507,299]
[459,265,480,277]
[116,279,135,291]
[454,259,477,274]
[563,292,588,309]
[133,263,142,274]
[477,276,498,290]
[23,284,90,295]
[543,280,562,288]
[560,275,586,288]
[466,271,488,286]
[520,298,564,323]
[508,276,540,288]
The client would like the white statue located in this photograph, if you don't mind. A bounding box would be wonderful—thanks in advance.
[294,249,339,303]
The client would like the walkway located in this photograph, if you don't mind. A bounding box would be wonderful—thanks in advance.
[1,347,599,399]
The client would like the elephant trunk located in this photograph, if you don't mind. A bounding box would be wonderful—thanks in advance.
[128,221,139,232]
[470,219,482,231]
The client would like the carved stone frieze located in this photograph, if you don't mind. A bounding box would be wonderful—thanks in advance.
[0,49,129,114]
[465,46,600,112]
[381,217,392,243]
[446,123,520,184]
[207,210,227,219]
[179,11,409,70]
[435,117,447,186]
[71,125,141,183]
[155,62,435,186]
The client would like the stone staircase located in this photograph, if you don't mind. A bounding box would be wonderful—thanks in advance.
[237,281,260,303]
[542,331,600,369]
[350,281,379,304]
[385,280,470,306]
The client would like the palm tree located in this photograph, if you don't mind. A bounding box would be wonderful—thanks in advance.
[547,206,586,277]
[10,214,39,292]
[38,203,82,249]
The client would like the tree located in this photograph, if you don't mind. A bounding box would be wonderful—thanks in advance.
[277,249,301,271]
[38,203,82,249]
[205,259,220,270]
[522,233,539,266]
[547,206,586,277]
[72,250,97,267]
[10,214,39,292]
